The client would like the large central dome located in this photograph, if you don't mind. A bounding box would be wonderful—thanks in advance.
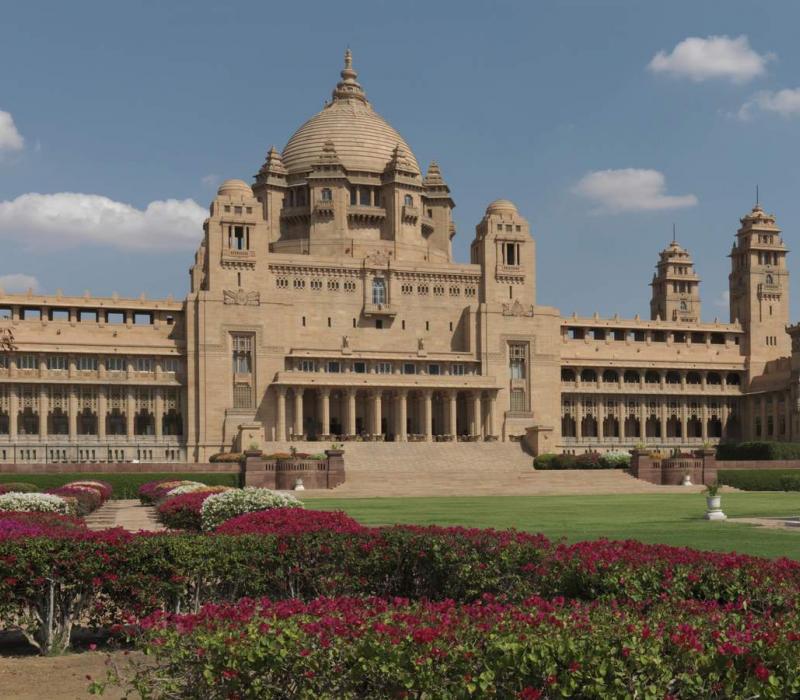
[282,51,420,176]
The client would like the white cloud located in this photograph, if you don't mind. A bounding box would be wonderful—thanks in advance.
[573,169,698,213]
[0,193,206,251]
[0,273,39,293]
[0,110,24,152]
[648,35,772,83]
[737,87,800,120]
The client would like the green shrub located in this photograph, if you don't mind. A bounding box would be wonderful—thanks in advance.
[0,473,239,499]
[534,452,629,470]
[0,482,39,495]
[779,475,800,491]
[209,452,244,463]
[717,441,800,461]
[717,469,800,491]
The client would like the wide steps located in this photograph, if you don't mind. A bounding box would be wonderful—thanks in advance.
[269,442,700,498]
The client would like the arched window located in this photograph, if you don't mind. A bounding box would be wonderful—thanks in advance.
[766,273,774,285]
[665,371,681,384]
[680,301,687,311]
[624,370,640,384]
[580,368,597,383]
[726,373,741,386]
[602,369,619,383]
[372,278,387,305]
[560,368,576,382]
[686,371,702,385]
[707,372,722,385]
[404,194,413,206]
[320,188,332,202]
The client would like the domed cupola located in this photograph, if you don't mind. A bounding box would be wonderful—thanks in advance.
[281,50,420,176]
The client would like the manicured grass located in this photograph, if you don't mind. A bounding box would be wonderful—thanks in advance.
[0,473,239,499]
[306,493,800,560]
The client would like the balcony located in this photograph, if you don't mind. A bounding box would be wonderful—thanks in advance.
[401,204,419,222]
[421,216,435,234]
[363,302,397,317]
[347,205,386,223]
[313,200,334,216]
[280,206,310,223]
[221,248,256,266]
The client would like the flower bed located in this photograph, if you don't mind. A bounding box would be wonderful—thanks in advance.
[156,487,233,530]
[199,487,301,531]
[0,492,71,515]
[111,595,800,699]
[215,508,364,535]
[0,482,39,495]
[534,452,630,469]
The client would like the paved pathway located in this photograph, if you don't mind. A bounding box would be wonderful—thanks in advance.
[85,500,163,532]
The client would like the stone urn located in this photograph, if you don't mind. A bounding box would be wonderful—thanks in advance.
[681,474,693,486]
[294,478,305,491]
[704,495,726,520]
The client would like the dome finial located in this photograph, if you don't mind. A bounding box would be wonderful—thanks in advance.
[331,47,366,104]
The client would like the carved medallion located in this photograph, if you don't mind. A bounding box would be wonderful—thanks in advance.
[501,300,534,317]
[223,289,261,306]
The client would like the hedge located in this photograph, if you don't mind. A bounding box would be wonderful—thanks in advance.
[716,441,800,461]
[3,520,800,654]
[108,596,800,699]
[534,452,630,470]
[0,473,239,499]
[718,469,800,491]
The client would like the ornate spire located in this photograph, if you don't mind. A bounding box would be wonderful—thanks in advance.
[423,161,445,187]
[258,146,287,176]
[314,139,342,167]
[331,48,367,104]
[386,142,418,174]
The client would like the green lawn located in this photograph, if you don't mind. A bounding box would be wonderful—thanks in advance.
[306,493,800,560]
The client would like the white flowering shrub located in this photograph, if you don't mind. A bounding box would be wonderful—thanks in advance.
[602,451,632,468]
[165,482,209,497]
[200,488,302,531]
[0,492,70,514]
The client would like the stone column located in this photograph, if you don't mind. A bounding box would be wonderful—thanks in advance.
[39,386,48,440]
[8,386,18,440]
[701,402,709,441]
[680,401,688,442]
[320,388,331,437]
[486,392,497,438]
[471,392,483,437]
[721,401,730,440]
[396,390,408,441]
[639,401,647,444]
[598,400,606,441]
[448,391,458,437]
[576,396,583,440]
[276,387,287,441]
[98,386,107,440]
[347,388,357,436]
[293,388,304,437]
[422,390,433,441]
[660,402,668,443]
[155,387,164,439]
[68,386,78,440]
[126,388,136,439]
[372,391,382,436]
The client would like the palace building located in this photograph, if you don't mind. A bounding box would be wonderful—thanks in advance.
[0,51,798,465]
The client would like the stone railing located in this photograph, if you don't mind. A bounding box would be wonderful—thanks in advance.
[629,448,717,486]
[242,449,345,490]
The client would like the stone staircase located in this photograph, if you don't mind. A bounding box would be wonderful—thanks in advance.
[270,441,703,498]
[84,500,163,531]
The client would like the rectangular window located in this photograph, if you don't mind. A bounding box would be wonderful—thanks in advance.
[354,361,366,374]
[233,383,252,409]
[134,357,153,373]
[509,343,527,380]
[359,188,371,206]
[50,309,69,321]
[300,359,315,372]
[107,356,126,372]
[510,388,526,412]
[428,364,440,375]
[18,354,37,370]
[451,364,465,376]
[78,356,98,371]
[327,361,341,373]
[0,356,8,369]
[376,362,392,374]
[232,334,253,374]
[162,358,178,374]
[133,313,153,325]
[403,363,416,375]
[375,319,383,329]
[47,355,67,371]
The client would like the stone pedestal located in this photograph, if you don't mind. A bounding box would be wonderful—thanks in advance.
[704,496,727,521]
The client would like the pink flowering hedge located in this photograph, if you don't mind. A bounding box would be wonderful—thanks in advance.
[103,595,800,699]
[2,510,800,659]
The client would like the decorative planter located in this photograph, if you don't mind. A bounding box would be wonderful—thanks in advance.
[704,495,726,521]
[244,449,263,459]
[293,478,305,491]
[681,474,693,486]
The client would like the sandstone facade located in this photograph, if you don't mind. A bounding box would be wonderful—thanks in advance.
[0,52,796,464]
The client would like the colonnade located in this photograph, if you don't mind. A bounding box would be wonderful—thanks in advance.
[274,386,498,441]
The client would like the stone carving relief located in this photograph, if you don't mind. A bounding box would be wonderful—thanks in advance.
[501,300,534,317]
[223,289,261,306]
[364,250,391,267]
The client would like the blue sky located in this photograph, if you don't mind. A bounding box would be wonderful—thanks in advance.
[1,0,799,321]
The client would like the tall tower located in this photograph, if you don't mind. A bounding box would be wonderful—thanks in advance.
[729,203,790,367]
[649,238,701,322]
